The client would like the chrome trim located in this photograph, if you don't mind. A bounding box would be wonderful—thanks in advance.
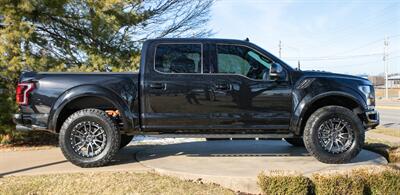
[365,110,379,124]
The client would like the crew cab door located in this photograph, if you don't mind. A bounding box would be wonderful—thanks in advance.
[206,43,292,132]
[141,42,216,131]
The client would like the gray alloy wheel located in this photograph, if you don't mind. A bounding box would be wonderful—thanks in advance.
[70,121,107,158]
[317,117,354,154]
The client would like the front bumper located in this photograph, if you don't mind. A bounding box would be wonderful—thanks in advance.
[13,113,49,132]
[364,109,379,129]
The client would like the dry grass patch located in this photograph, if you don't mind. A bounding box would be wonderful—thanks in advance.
[356,167,400,195]
[258,167,400,195]
[364,138,400,163]
[312,166,400,195]
[0,172,234,195]
[312,171,365,195]
[258,171,312,195]
[0,131,58,151]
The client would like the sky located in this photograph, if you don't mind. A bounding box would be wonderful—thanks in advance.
[209,0,400,75]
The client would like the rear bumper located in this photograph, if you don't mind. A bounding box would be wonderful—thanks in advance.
[364,109,379,129]
[13,113,49,132]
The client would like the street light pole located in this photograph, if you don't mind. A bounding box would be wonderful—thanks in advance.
[384,37,389,99]
[279,40,282,58]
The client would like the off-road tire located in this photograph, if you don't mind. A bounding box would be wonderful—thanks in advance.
[303,106,364,164]
[120,134,134,149]
[59,109,120,167]
[284,138,304,147]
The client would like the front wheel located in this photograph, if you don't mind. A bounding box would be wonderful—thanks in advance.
[59,109,120,167]
[303,106,364,164]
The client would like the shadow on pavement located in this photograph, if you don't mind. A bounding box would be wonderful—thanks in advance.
[124,140,384,165]
[0,160,68,178]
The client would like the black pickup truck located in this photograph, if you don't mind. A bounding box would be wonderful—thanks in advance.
[14,38,379,167]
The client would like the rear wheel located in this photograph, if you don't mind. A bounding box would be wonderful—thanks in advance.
[120,134,134,149]
[284,138,304,147]
[59,109,120,167]
[303,106,364,164]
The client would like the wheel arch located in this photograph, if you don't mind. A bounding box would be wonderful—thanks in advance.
[291,91,366,136]
[48,84,136,133]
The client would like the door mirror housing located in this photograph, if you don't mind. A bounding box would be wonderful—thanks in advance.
[269,63,284,80]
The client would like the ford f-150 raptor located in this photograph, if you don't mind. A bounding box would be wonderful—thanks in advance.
[13,38,379,167]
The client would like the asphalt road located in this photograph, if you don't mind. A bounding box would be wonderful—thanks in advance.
[376,100,400,129]
[378,109,400,129]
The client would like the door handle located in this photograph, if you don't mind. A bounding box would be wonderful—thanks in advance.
[215,84,230,90]
[149,83,166,90]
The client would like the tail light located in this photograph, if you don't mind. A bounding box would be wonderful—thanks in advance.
[16,83,35,105]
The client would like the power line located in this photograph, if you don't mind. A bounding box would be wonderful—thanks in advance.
[298,55,400,69]
[282,35,400,61]
[283,52,384,61]
[329,34,400,56]
[288,3,400,50]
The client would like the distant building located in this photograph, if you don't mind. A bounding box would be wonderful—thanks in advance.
[368,76,385,87]
[388,75,400,88]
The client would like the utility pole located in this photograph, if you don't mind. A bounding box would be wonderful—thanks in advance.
[384,37,389,99]
[298,60,301,70]
[279,40,282,58]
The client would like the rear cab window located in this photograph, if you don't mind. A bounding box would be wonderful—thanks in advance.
[154,43,203,74]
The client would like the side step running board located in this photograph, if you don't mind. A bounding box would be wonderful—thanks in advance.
[143,133,294,139]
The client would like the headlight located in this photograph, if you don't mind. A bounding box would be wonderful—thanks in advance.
[358,85,375,106]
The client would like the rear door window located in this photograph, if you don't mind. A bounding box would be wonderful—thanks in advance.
[155,44,202,73]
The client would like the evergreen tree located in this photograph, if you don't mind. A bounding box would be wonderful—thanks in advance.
[0,0,214,140]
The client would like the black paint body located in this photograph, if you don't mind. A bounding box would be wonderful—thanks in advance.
[14,38,379,136]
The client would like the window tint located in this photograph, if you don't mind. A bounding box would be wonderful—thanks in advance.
[216,44,273,80]
[155,44,202,73]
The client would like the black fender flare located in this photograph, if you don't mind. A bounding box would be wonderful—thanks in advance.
[48,84,136,132]
[290,91,367,135]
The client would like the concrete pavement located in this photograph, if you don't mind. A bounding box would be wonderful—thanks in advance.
[0,140,388,193]
[136,140,386,193]
[0,145,152,177]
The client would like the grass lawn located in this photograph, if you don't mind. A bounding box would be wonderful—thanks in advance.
[258,166,400,195]
[0,172,234,195]
[370,127,400,138]
[365,137,400,163]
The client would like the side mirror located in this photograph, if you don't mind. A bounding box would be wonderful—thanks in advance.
[269,63,284,80]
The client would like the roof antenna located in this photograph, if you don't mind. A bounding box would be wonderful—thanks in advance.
[245,37,250,42]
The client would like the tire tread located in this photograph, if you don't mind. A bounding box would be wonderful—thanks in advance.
[59,108,120,168]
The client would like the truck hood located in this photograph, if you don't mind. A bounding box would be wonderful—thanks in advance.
[300,70,371,84]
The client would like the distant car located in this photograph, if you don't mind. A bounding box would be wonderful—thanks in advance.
[13,38,379,167]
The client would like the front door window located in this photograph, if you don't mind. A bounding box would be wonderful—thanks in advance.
[216,44,273,80]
